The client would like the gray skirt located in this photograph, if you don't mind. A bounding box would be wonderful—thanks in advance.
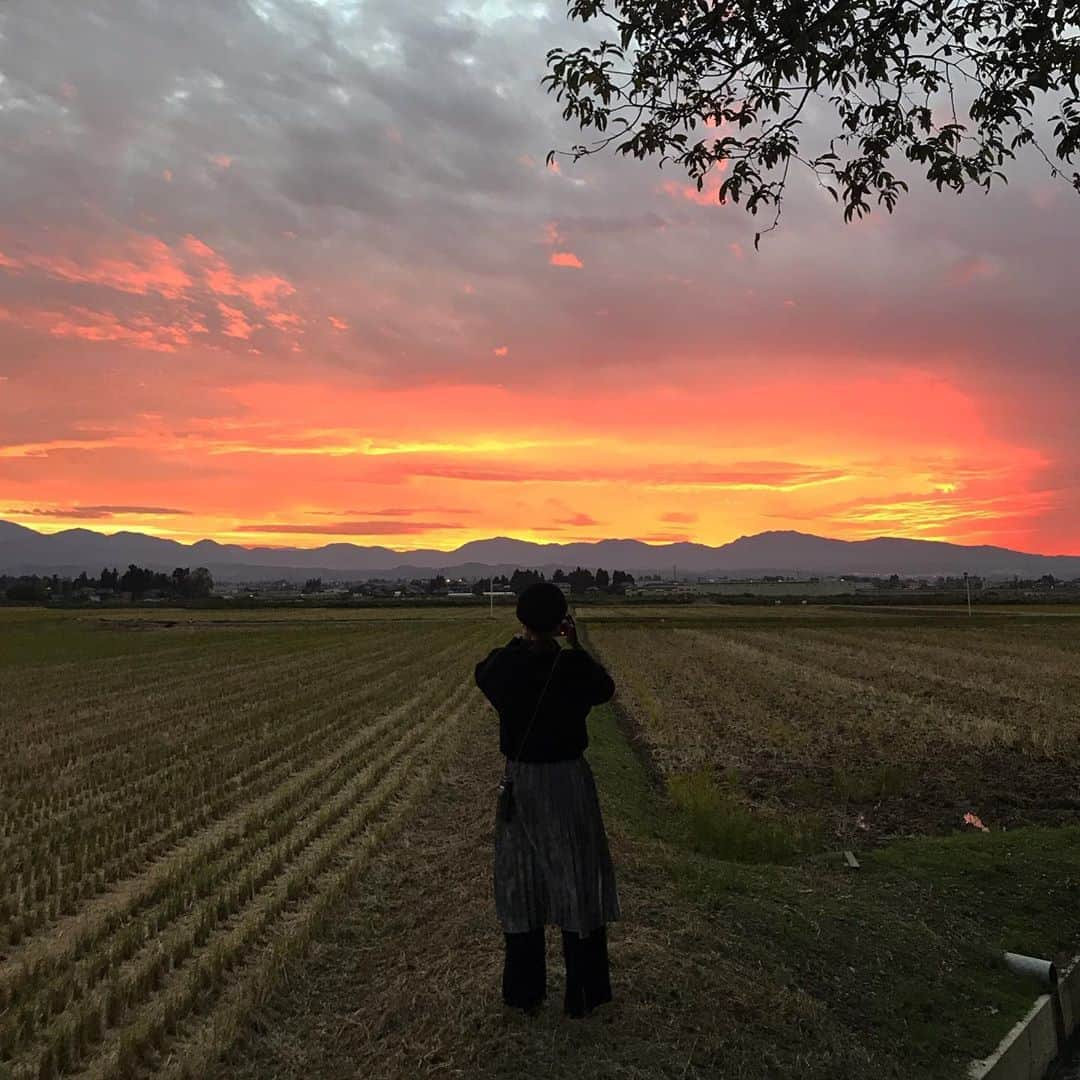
[494,756,621,935]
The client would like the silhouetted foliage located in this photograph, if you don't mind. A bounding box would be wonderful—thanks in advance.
[545,0,1080,237]
[2,565,213,603]
[509,568,547,594]
[4,579,49,603]
[303,577,323,594]
[566,566,597,594]
[119,564,214,598]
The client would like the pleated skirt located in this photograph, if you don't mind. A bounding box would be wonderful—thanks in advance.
[494,756,621,935]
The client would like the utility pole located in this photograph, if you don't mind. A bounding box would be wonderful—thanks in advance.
[490,573,494,618]
[964,572,972,617]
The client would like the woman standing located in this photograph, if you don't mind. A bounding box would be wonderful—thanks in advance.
[474,582,620,1019]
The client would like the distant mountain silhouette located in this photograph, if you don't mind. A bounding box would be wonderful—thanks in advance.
[2,520,1079,582]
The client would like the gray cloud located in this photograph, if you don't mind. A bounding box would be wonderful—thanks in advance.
[1,0,1078,506]
[4,505,190,518]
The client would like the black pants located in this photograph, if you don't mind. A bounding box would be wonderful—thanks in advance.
[502,926,613,1017]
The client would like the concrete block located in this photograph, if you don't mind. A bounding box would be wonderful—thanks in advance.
[1060,960,1080,1037]
[970,961,1080,1080]
[969,995,1059,1080]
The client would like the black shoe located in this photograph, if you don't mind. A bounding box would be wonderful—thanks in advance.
[564,988,587,1019]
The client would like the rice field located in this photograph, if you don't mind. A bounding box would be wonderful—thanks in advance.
[588,608,1080,844]
[4,603,1079,1078]
[0,608,509,1078]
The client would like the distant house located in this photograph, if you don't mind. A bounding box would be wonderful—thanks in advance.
[553,583,572,596]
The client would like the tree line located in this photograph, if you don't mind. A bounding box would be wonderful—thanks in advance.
[2,565,214,603]
[471,567,635,597]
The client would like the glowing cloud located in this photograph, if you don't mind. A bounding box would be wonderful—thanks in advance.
[659,162,729,206]
[549,251,583,269]
[2,234,193,298]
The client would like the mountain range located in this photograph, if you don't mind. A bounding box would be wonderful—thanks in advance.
[2,520,1079,583]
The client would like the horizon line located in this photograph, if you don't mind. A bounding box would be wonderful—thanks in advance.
[3,518,1079,561]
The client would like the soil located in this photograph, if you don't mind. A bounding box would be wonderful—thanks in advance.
[741,745,1080,845]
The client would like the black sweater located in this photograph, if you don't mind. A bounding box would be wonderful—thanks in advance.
[474,637,616,762]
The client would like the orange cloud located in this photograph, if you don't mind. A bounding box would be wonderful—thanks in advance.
[948,256,1001,285]
[233,520,464,535]
[812,489,1057,541]
[0,229,303,351]
[217,303,253,340]
[493,345,509,357]
[183,235,295,309]
[4,234,193,298]
[659,162,729,206]
[266,310,303,331]
[45,306,196,352]
[549,251,583,269]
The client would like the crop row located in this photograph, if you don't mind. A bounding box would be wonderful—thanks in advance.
[1,618,500,1077]
[4,678,476,1076]
[1,625,411,794]
[0,656,470,1028]
[0,628,476,949]
[0,628,429,874]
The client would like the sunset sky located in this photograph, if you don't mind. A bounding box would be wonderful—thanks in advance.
[1,1,1078,554]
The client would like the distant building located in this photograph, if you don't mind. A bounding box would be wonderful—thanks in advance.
[626,579,872,598]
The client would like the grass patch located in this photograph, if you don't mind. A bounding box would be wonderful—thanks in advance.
[668,770,823,863]
[832,761,920,802]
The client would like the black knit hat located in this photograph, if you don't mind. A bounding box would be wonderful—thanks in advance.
[515,581,568,633]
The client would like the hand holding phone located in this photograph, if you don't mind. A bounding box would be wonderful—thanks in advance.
[558,613,579,647]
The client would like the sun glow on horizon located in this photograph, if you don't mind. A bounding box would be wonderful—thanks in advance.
[1,368,1060,554]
